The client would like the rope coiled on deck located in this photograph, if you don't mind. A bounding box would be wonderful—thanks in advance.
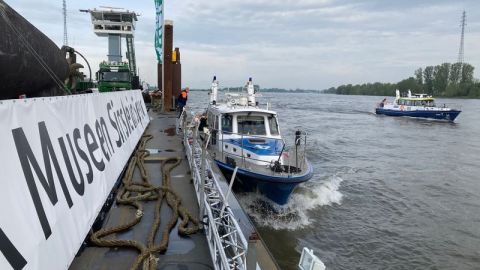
[90,134,199,270]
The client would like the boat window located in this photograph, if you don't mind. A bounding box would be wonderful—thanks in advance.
[428,101,436,107]
[268,115,279,136]
[222,114,233,133]
[237,115,266,135]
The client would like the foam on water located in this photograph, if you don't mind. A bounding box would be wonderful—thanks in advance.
[238,175,343,230]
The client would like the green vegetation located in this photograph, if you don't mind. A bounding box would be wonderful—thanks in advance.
[325,63,480,98]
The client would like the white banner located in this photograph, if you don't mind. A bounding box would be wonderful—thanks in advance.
[0,91,149,270]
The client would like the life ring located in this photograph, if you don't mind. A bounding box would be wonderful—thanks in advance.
[400,105,405,111]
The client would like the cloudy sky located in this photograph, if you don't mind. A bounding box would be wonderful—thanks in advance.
[6,0,480,89]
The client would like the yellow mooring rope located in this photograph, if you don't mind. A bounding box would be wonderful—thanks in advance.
[90,134,199,270]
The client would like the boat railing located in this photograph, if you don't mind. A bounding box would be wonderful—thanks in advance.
[215,130,309,177]
[180,110,249,270]
[441,103,462,110]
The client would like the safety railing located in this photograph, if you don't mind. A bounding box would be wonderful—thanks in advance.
[441,103,462,110]
[180,111,249,270]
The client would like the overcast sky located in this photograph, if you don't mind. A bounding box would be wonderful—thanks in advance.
[6,0,480,89]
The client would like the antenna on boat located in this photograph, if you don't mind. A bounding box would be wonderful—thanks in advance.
[210,75,218,105]
[408,90,412,98]
[247,77,256,106]
[395,89,400,99]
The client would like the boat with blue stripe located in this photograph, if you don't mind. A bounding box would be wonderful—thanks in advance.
[376,90,461,121]
[196,76,313,205]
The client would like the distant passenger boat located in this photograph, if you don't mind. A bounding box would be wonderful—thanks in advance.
[375,90,461,121]
[197,76,313,205]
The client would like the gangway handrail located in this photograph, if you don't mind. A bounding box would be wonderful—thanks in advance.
[181,111,249,270]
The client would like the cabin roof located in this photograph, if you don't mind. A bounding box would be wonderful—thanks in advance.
[208,104,277,115]
[398,97,435,101]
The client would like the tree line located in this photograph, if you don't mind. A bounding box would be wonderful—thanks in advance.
[324,62,480,98]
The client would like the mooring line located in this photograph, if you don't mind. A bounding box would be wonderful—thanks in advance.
[90,134,199,270]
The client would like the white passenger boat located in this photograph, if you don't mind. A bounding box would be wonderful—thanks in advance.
[196,76,313,205]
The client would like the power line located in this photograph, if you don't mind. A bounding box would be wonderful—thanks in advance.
[457,10,466,64]
[63,0,68,46]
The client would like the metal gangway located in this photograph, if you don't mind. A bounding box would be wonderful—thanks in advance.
[181,112,249,270]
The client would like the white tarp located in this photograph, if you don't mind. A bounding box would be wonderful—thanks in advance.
[0,91,149,270]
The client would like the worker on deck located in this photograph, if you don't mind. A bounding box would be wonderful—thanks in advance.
[177,87,189,117]
[379,98,387,108]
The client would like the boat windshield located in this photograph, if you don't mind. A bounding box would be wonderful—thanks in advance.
[268,115,279,135]
[237,115,266,135]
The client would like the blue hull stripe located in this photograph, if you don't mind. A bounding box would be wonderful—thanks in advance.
[376,108,461,121]
[223,138,283,156]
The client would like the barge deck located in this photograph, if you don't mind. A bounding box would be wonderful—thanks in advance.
[70,109,279,270]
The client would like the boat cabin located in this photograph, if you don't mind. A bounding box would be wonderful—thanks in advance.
[203,105,285,166]
[397,98,436,107]
[206,107,281,138]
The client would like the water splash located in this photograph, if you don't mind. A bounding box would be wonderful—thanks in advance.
[238,175,343,230]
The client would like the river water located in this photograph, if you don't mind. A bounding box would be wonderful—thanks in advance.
[188,91,480,270]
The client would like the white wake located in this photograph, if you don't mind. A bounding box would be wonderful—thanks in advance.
[238,175,343,230]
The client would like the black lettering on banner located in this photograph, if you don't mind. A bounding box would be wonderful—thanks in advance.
[66,134,85,192]
[115,111,125,144]
[133,102,139,127]
[108,102,122,148]
[95,120,110,162]
[120,102,132,136]
[74,128,93,184]
[84,124,105,171]
[123,101,130,132]
[119,109,129,139]
[100,117,114,155]
[115,111,123,144]
[12,122,73,239]
[58,135,85,196]
[135,101,143,127]
[0,228,27,270]
[130,103,137,128]
[136,101,145,128]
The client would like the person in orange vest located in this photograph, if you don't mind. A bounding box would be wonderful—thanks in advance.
[177,87,189,116]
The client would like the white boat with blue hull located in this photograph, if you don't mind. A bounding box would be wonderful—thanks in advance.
[376,90,461,121]
[198,77,313,205]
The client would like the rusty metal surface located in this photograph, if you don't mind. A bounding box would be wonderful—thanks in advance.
[162,24,173,111]
[70,111,213,270]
